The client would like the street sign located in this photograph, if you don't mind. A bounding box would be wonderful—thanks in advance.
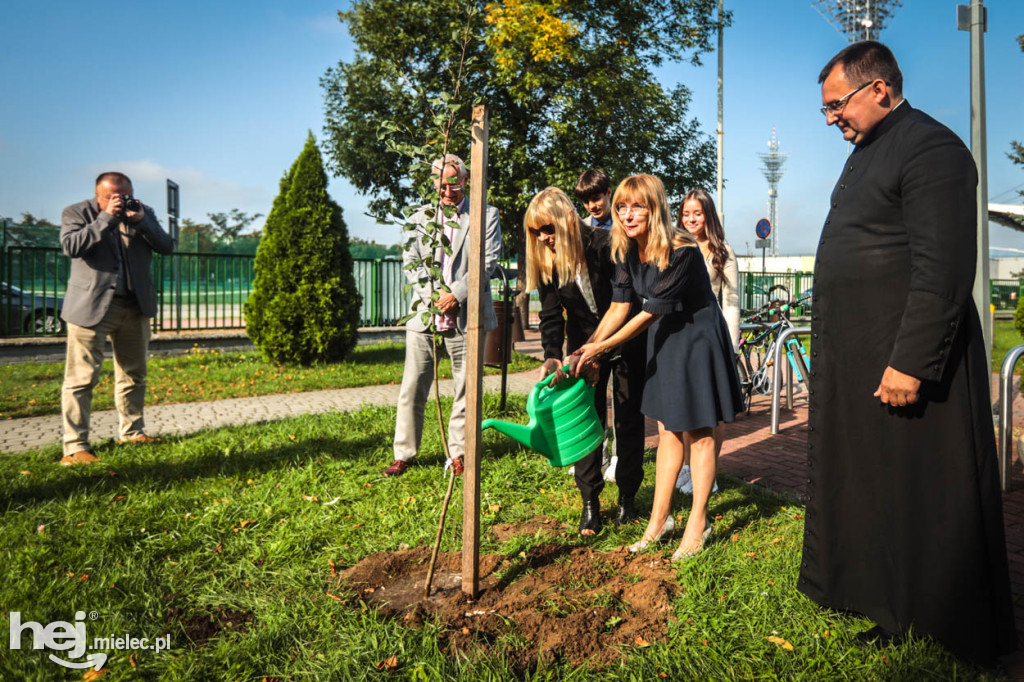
[756,218,771,239]
[755,239,771,249]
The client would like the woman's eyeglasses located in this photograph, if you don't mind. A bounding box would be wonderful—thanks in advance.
[527,224,556,237]
[615,203,649,216]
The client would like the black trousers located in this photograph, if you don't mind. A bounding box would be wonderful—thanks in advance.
[574,332,647,502]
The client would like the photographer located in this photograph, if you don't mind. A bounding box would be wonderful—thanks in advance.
[58,171,175,464]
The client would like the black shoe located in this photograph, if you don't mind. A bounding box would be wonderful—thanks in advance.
[616,497,638,525]
[579,497,602,536]
[855,625,903,649]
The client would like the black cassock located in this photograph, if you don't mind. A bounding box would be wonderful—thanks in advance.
[799,102,1015,664]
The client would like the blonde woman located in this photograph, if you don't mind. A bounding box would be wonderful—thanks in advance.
[525,187,647,536]
[575,175,742,560]
[675,188,740,494]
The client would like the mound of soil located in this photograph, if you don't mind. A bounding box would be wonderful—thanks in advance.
[336,518,682,670]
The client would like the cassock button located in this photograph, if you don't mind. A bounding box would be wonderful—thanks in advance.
[950,321,956,328]
[848,165,854,172]
[825,219,830,225]
[832,202,838,208]
[840,183,846,189]
[943,337,950,344]
[813,333,819,339]
[812,351,818,357]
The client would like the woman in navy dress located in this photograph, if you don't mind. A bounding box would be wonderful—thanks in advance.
[576,174,743,560]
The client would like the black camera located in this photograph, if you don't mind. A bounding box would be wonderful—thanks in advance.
[121,195,141,212]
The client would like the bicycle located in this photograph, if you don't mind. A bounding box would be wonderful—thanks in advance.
[735,290,811,412]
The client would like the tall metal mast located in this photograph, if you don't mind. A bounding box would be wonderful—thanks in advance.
[758,128,788,256]
[812,0,903,42]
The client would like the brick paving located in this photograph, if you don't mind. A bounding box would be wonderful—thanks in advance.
[2,328,1023,660]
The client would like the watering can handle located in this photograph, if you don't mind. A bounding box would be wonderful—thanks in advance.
[533,364,575,391]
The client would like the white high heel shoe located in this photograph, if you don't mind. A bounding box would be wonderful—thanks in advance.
[627,515,675,553]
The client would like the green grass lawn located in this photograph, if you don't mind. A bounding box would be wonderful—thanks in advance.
[0,396,992,680]
[0,342,541,419]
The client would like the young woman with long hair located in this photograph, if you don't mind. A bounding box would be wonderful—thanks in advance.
[575,175,743,560]
[674,188,740,494]
[525,187,647,536]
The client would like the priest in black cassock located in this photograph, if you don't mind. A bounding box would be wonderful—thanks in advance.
[799,41,1015,666]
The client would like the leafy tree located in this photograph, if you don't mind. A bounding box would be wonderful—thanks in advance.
[349,237,401,259]
[179,217,218,252]
[18,212,58,228]
[208,209,264,241]
[245,132,363,365]
[321,0,726,305]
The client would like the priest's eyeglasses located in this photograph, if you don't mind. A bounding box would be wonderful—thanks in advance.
[820,80,874,117]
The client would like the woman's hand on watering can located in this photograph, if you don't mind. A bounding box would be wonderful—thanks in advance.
[539,358,568,386]
[570,345,603,385]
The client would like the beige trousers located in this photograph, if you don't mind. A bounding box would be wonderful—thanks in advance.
[61,297,151,455]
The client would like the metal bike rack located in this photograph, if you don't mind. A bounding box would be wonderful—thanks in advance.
[770,326,811,435]
[998,344,1024,492]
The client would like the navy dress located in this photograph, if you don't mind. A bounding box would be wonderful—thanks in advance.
[612,243,743,432]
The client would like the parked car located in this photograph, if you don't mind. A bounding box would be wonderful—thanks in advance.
[0,282,64,335]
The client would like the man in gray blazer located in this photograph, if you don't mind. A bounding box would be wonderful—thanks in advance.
[59,172,175,464]
[385,154,501,477]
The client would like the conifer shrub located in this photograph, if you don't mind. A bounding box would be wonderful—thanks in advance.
[245,133,362,365]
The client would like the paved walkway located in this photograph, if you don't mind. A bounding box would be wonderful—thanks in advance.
[3,330,1024,660]
[0,371,541,455]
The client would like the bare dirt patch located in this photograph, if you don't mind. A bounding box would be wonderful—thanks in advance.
[336,519,683,671]
[164,599,254,647]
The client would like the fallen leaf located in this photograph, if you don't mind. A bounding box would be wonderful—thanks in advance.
[19,470,31,476]
[215,543,223,554]
[376,655,398,672]
[659,673,668,679]
[79,574,90,581]
[328,559,337,578]
[364,587,376,594]
[731,534,739,543]
[634,636,650,647]
[461,627,470,635]
[488,504,500,513]
[128,654,138,667]
[112,496,125,502]
[324,497,341,505]
[37,525,45,534]
[767,636,794,651]
[289,434,297,441]
[792,514,803,520]
[77,522,86,527]
[714,514,723,520]
[702,638,708,646]
[82,668,107,680]
[326,592,343,602]
[823,629,831,638]
[364,483,374,488]
[771,537,781,544]
[239,519,256,529]
[767,581,775,586]
[743,552,757,557]
[303,495,320,502]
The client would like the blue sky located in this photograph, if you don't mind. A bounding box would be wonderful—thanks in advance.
[0,1,1021,256]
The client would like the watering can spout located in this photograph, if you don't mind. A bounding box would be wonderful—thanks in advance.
[481,418,545,452]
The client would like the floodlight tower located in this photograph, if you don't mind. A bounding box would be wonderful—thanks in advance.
[758,128,788,256]
[812,0,902,42]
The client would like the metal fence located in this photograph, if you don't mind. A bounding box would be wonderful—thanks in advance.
[3,245,1021,338]
[0,246,412,337]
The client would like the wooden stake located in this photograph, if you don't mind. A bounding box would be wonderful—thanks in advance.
[462,105,488,597]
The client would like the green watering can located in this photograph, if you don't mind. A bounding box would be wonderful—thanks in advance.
[482,366,604,467]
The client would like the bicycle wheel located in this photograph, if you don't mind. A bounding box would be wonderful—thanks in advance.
[735,355,752,413]
[789,338,811,392]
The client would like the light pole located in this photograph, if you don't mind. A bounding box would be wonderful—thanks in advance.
[958,1,991,375]
[716,0,724,223]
